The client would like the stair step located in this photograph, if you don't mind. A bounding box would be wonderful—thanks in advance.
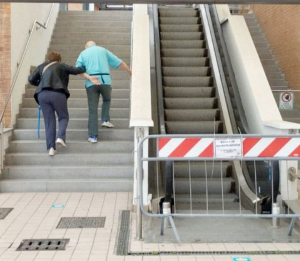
[16,118,129,129]
[55,21,132,27]
[21,98,129,109]
[3,165,133,179]
[29,79,130,89]
[164,87,214,98]
[0,179,133,192]
[164,97,217,109]
[12,129,134,141]
[51,38,131,45]
[7,140,133,153]
[25,89,129,99]
[59,10,132,16]
[57,15,132,22]
[161,40,206,49]
[163,76,213,87]
[175,178,234,194]
[19,108,129,118]
[53,26,131,33]
[62,58,131,67]
[60,51,130,60]
[166,121,223,134]
[49,44,131,53]
[4,153,133,166]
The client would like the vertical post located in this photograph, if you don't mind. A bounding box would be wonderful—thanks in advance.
[136,128,143,240]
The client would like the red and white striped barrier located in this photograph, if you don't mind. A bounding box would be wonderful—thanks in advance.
[158,137,300,159]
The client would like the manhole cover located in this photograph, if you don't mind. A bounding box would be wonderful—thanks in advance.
[56,217,106,229]
[0,208,13,219]
[116,210,131,255]
[17,239,69,251]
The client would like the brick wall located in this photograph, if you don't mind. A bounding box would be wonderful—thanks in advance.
[0,3,11,127]
[252,5,300,101]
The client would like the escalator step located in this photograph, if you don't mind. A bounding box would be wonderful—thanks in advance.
[165,109,220,121]
[159,17,200,25]
[164,97,217,109]
[164,87,214,98]
[163,76,213,87]
[174,161,232,178]
[160,24,203,32]
[161,48,207,58]
[162,67,210,77]
[161,40,206,49]
[158,9,199,17]
[176,194,238,203]
[175,177,233,194]
[165,121,223,134]
[162,57,208,67]
[160,32,204,40]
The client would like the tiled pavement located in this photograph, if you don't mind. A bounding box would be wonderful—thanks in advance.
[0,192,299,261]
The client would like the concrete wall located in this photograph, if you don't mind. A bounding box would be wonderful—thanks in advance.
[0,3,11,127]
[251,5,300,103]
[10,3,59,126]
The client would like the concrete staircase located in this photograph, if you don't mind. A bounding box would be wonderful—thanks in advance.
[243,13,300,124]
[158,7,240,212]
[0,10,134,192]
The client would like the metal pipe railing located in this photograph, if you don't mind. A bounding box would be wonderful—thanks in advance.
[0,3,55,172]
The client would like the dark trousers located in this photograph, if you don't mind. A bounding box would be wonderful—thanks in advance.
[38,91,69,150]
[86,84,112,137]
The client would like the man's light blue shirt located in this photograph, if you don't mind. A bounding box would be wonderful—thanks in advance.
[76,45,122,88]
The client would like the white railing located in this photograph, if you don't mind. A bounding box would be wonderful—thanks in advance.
[129,4,154,210]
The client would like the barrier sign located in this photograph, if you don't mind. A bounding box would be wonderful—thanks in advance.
[215,138,242,158]
[233,258,251,261]
[279,91,293,110]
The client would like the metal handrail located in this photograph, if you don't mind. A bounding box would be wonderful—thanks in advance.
[0,3,55,171]
[0,3,55,125]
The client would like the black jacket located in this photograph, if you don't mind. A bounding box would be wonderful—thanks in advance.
[28,61,85,104]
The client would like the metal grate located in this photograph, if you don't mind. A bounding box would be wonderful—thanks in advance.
[17,239,69,251]
[0,208,13,219]
[56,217,106,229]
[115,210,131,255]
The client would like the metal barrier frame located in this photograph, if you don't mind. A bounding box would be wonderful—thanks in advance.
[137,134,300,243]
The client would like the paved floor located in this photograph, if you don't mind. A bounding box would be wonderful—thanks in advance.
[0,192,299,261]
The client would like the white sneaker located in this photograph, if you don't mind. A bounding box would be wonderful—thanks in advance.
[102,121,114,128]
[56,138,66,147]
[49,148,57,156]
[88,136,98,143]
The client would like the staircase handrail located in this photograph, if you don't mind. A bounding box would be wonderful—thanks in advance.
[0,3,55,126]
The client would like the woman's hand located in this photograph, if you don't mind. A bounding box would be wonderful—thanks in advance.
[89,76,101,85]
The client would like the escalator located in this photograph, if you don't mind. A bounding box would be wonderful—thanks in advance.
[156,6,240,212]
[152,4,278,214]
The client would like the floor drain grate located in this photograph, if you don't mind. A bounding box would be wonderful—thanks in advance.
[16,239,69,251]
[56,217,106,229]
[115,210,131,255]
[0,208,13,219]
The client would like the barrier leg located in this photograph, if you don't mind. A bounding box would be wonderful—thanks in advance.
[168,216,181,243]
[288,217,297,236]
